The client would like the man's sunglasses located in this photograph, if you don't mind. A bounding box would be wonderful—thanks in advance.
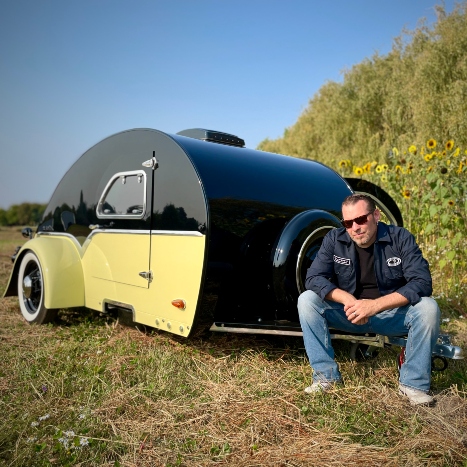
[341,211,374,229]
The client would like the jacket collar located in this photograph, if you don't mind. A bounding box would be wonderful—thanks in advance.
[336,221,391,246]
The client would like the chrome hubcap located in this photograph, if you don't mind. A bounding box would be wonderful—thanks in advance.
[22,275,33,299]
[21,263,42,314]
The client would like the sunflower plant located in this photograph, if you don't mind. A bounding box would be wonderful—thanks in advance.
[337,139,467,308]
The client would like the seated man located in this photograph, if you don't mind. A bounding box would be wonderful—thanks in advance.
[297,194,440,405]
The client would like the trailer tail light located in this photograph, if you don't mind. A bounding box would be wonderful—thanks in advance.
[171,299,186,310]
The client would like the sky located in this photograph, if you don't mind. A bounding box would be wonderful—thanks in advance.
[0,0,458,209]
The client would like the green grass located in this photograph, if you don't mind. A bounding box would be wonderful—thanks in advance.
[1,227,466,466]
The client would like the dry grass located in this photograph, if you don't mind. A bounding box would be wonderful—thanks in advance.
[0,227,466,466]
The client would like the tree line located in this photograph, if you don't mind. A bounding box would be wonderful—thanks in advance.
[258,3,467,168]
[0,203,47,226]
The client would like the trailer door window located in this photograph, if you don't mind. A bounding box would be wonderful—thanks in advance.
[97,171,146,218]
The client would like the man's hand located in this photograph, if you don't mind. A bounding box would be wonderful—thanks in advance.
[325,289,409,326]
[325,289,370,325]
[344,300,379,325]
[344,292,410,325]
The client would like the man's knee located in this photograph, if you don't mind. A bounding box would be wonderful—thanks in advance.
[411,296,441,328]
[298,290,319,307]
[297,290,323,318]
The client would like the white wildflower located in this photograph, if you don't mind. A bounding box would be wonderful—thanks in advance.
[79,437,90,447]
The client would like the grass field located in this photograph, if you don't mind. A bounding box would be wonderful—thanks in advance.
[0,227,466,466]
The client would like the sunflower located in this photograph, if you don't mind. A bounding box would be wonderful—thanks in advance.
[381,164,388,171]
[353,166,363,176]
[363,162,372,174]
[448,200,455,207]
[395,165,402,173]
[445,140,454,151]
[427,139,436,149]
[440,167,448,174]
[392,147,399,156]
[402,189,411,199]
[339,160,348,168]
[408,145,417,154]
[424,154,432,162]
[453,148,460,157]
[381,174,388,182]
[457,162,464,174]
[375,165,383,173]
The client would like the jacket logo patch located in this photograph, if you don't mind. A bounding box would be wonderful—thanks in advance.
[387,257,402,266]
[333,255,350,265]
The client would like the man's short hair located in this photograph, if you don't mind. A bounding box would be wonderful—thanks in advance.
[342,194,376,212]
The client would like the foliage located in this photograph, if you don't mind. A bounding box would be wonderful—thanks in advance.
[337,138,467,307]
[258,3,467,169]
[0,203,46,226]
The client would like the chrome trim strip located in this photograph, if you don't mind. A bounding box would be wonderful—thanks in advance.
[88,229,151,238]
[87,229,203,238]
[151,230,204,237]
[38,228,203,245]
[36,231,83,250]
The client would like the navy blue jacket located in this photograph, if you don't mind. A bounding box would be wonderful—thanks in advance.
[305,222,432,305]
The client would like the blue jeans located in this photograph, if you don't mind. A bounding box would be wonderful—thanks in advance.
[297,290,440,392]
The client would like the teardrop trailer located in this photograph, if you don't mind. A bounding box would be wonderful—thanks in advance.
[3,128,462,368]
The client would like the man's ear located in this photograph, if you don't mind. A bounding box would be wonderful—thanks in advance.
[374,208,381,222]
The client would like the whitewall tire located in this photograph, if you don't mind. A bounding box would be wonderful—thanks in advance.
[17,252,57,324]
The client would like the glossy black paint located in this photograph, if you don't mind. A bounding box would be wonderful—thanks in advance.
[171,133,352,324]
[38,128,354,329]
[40,129,208,236]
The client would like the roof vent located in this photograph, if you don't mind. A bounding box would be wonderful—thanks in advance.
[177,128,245,147]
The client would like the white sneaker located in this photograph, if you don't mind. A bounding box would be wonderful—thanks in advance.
[304,381,338,394]
[399,384,434,406]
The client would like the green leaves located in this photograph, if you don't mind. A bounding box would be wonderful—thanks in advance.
[430,205,439,218]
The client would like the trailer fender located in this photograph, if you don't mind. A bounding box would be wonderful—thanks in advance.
[271,210,342,309]
[3,235,85,309]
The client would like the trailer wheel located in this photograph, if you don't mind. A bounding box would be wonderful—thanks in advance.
[349,343,380,361]
[17,252,57,324]
[296,225,336,294]
[272,210,342,311]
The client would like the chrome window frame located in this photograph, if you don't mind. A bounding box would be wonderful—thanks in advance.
[96,170,147,219]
